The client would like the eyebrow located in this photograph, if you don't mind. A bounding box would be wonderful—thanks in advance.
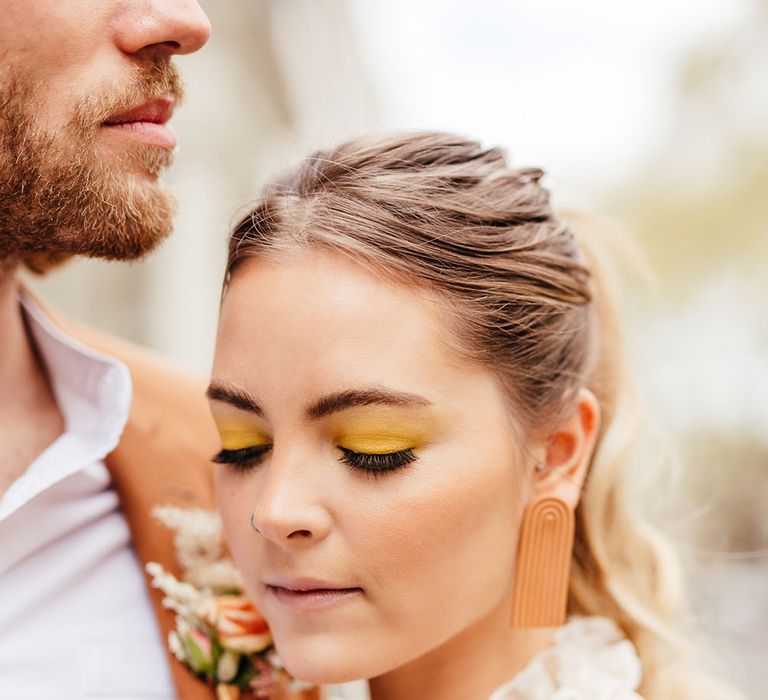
[306,387,431,419]
[206,382,431,420]
[207,382,263,416]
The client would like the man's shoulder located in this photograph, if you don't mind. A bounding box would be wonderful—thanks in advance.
[40,303,218,477]
[22,282,208,415]
[50,308,212,436]
[89,327,209,425]
[90,327,218,505]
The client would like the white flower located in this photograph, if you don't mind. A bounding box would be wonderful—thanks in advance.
[168,631,186,661]
[146,562,208,623]
[217,650,240,682]
[153,506,225,580]
[187,560,245,593]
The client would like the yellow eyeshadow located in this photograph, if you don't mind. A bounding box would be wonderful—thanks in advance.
[216,424,270,451]
[333,415,436,454]
[336,434,417,454]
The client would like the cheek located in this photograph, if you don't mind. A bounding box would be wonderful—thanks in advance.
[355,440,524,646]
[215,470,261,596]
[2,8,114,129]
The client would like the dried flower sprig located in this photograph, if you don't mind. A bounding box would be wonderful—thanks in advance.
[146,506,312,699]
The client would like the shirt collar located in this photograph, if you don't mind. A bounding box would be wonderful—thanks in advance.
[0,291,132,520]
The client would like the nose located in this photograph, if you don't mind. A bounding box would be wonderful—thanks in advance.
[251,453,333,546]
[115,0,212,57]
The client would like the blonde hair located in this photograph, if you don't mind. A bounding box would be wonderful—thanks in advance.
[225,132,731,699]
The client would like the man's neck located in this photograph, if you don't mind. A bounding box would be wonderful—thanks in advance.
[0,267,28,388]
[0,267,64,498]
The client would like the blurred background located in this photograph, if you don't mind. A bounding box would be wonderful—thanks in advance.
[25,0,767,695]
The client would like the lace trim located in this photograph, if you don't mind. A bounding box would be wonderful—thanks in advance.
[487,616,643,700]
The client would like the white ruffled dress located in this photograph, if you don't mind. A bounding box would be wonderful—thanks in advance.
[326,616,643,700]
[487,616,643,699]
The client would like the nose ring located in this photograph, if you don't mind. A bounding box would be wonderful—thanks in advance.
[250,510,261,534]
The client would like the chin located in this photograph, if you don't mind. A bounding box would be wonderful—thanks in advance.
[274,631,387,686]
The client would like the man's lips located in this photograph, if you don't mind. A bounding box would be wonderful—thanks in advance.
[101,97,177,150]
[103,97,175,126]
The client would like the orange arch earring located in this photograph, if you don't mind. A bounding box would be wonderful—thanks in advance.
[510,493,575,628]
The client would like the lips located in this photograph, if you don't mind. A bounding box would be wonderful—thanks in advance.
[265,577,363,612]
[101,97,177,150]
[103,97,175,126]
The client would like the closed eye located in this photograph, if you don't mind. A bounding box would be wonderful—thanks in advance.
[337,447,416,476]
[212,445,271,471]
[212,444,417,477]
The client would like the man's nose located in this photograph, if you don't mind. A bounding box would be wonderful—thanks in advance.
[115,0,212,58]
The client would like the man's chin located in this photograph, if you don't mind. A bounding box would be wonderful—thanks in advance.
[100,141,175,182]
[21,218,174,272]
[16,174,178,270]
[81,185,177,261]
[72,147,178,261]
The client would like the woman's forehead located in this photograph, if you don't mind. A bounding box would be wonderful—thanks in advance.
[218,252,450,358]
[213,251,504,421]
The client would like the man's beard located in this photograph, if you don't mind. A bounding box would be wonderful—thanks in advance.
[0,60,184,269]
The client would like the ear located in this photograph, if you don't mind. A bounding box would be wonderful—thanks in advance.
[532,388,600,509]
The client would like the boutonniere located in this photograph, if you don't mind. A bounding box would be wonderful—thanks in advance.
[146,506,312,700]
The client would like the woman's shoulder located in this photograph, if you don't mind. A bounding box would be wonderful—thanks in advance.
[488,616,643,700]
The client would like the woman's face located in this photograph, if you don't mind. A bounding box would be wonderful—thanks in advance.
[210,250,530,684]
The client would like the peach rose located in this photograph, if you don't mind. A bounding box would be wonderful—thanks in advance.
[214,595,272,654]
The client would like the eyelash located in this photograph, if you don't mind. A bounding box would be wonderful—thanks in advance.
[337,447,417,476]
[212,445,271,471]
[212,444,416,476]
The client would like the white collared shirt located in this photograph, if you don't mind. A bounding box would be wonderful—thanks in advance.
[0,293,176,699]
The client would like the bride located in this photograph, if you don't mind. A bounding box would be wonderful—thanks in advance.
[206,132,726,699]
